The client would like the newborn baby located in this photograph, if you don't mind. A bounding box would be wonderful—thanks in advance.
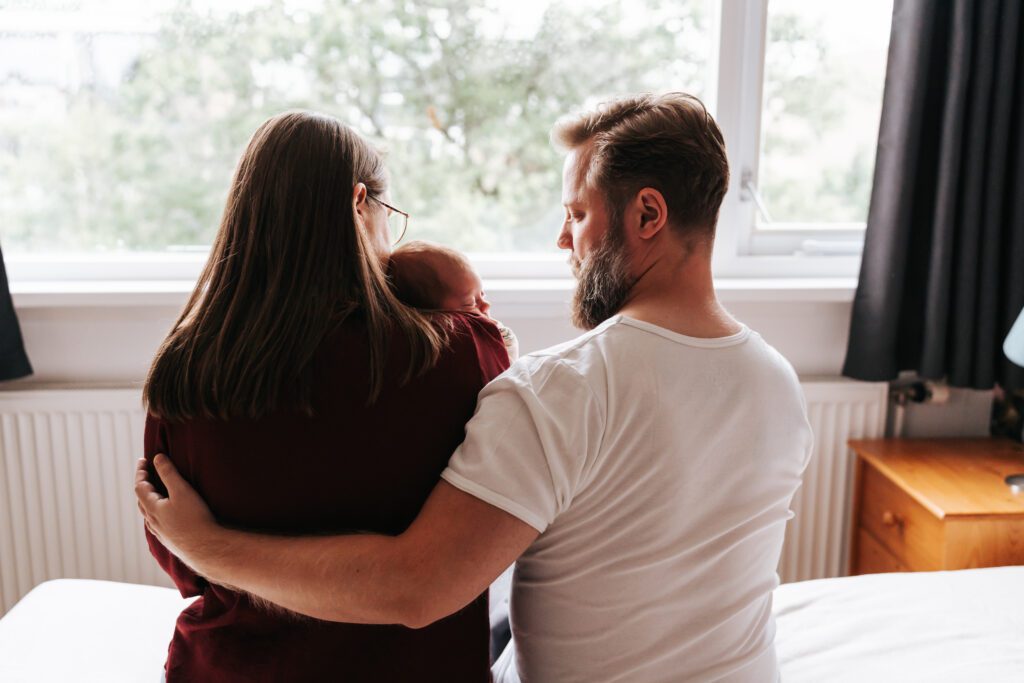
[389,240,519,360]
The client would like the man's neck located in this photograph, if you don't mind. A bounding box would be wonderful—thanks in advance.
[617,243,741,339]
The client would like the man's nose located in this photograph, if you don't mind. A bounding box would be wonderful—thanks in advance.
[556,223,572,250]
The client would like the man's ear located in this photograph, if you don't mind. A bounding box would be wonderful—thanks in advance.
[635,187,668,240]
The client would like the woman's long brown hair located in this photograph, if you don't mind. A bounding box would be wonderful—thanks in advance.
[144,111,445,421]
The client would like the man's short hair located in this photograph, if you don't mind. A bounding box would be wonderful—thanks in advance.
[551,92,729,237]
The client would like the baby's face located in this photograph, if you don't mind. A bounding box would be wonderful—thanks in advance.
[441,267,491,317]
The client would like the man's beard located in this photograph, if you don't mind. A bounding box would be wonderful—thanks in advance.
[570,212,636,330]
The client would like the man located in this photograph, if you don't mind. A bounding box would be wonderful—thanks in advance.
[138,92,813,682]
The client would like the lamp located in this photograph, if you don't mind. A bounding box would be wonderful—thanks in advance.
[1005,305,1024,368]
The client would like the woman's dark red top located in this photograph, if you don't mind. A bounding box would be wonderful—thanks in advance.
[144,313,510,682]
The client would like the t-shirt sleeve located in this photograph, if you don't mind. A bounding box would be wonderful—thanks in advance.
[441,357,604,533]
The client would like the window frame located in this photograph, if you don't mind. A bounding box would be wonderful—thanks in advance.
[3,0,881,285]
[711,0,871,278]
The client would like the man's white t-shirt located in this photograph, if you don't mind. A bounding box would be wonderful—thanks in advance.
[441,314,813,683]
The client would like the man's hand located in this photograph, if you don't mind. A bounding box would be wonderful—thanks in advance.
[135,454,220,574]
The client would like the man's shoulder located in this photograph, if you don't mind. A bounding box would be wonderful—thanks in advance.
[518,316,622,368]
[481,320,624,408]
[740,329,802,387]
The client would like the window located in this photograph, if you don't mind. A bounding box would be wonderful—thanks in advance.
[0,0,712,258]
[719,0,893,267]
[0,0,893,281]
[758,0,892,228]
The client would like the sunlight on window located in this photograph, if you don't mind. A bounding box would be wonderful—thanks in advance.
[757,0,893,228]
[0,0,712,254]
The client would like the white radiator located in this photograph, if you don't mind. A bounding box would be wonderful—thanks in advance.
[778,380,889,583]
[0,389,171,615]
[0,380,887,614]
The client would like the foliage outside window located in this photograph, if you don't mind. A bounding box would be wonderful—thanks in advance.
[757,0,892,229]
[0,0,710,254]
[0,0,893,263]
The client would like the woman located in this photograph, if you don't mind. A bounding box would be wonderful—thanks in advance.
[143,111,508,681]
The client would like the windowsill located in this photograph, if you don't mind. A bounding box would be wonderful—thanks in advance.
[9,277,858,310]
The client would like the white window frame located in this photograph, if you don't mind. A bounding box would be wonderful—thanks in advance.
[4,0,872,286]
[712,0,866,279]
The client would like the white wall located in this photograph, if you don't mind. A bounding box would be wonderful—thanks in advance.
[6,285,854,386]
[2,283,996,439]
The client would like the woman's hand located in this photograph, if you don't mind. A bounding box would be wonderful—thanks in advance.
[135,454,221,574]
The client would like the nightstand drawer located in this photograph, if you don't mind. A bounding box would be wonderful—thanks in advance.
[858,464,943,569]
[849,439,1024,575]
[855,528,908,574]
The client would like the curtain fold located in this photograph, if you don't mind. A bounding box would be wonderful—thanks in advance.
[0,241,32,381]
[843,0,1024,390]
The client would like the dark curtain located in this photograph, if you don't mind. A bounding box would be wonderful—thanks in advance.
[843,0,1024,391]
[0,241,32,381]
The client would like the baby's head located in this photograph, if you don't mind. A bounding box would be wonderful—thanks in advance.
[388,240,491,316]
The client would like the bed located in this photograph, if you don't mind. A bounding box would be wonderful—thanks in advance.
[773,565,1024,682]
[2,567,1023,682]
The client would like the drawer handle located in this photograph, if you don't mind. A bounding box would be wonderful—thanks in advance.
[881,511,904,529]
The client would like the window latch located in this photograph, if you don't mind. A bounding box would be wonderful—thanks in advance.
[740,168,774,224]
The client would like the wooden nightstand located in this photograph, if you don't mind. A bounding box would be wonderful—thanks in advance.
[848,438,1024,575]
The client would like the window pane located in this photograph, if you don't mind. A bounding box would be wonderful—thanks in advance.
[0,0,712,254]
[757,0,892,228]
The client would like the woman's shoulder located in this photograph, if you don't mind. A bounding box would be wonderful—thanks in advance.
[437,312,510,383]
[315,311,509,390]
[444,311,502,345]
[322,310,501,354]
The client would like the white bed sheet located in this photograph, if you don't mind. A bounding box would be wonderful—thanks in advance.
[2,567,1023,682]
[0,579,189,683]
[774,565,1024,683]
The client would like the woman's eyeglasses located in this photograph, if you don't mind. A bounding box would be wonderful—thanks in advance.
[369,195,409,246]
